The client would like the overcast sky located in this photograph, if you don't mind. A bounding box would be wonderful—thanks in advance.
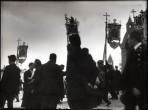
[1,1,146,70]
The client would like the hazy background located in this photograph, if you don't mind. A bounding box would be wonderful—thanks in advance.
[1,1,147,70]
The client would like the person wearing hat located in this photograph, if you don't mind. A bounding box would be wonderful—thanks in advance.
[0,55,21,108]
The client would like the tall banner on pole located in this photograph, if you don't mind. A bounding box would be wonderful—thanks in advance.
[108,19,121,49]
[17,42,28,64]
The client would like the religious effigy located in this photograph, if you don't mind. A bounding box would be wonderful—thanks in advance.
[65,14,79,44]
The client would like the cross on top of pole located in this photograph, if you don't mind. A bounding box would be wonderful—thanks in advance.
[103,12,110,21]
[131,9,136,18]
[17,38,21,45]
[17,38,21,42]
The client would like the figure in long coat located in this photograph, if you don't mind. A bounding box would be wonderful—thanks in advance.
[39,54,64,109]
[119,30,147,110]
[21,62,34,108]
[0,55,20,108]
[66,34,98,109]
[29,59,42,109]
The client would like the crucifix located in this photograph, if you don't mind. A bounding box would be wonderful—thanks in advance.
[131,9,136,18]
[17,38,21,46]
[103,12,110,23]
[103,12,110,65]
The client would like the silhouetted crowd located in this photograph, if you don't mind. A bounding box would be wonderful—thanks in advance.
[0,30,147,110]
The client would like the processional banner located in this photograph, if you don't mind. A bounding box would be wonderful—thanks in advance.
[18,42,28,64]
[107,21,121,49]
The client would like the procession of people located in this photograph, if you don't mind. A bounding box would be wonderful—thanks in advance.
[0,3,147,109]
[0,29,147,109]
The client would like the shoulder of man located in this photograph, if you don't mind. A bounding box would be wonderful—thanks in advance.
[142,43,147,52]
[5,64,19,71]
[55,64,61,69]
[41,62,48,69]
[4,65,10,70]
[15,64,21,72]
[24,69,30,74]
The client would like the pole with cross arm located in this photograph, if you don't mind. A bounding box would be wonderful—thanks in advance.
[103,12,110,65]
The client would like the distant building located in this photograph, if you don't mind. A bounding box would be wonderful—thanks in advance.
[120,9,147,72]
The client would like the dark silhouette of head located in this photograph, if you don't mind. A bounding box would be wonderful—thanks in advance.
[97,60,104,70]
[34,59,42,69]
[50,53,57,63]
[29,62,34,70]
[115,66,118,69]
[97,60,103,66]
[82,48,89,54]
[130,30,142,42]
[8,55,16,64]
[109,65,114,70]
[128,30,142,48]
[60,64,64,71]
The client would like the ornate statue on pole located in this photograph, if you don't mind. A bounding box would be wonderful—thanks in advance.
[65,14,79,45]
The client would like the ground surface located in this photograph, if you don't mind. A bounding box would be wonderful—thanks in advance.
[4,91,125,110]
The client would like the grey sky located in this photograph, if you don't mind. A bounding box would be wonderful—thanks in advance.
[1,1,146,69]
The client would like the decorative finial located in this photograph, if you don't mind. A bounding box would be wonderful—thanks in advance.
[113,19,117,24]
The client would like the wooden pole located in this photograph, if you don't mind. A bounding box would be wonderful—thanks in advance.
[103,12,110,65]
[16,38,21,67]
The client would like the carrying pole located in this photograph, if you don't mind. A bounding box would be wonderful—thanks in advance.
[16,38,21,67]
[103,12,110,65]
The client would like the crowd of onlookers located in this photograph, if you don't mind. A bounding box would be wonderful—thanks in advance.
[0,55,122,109]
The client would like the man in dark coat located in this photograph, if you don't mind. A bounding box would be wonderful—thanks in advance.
[21,62,34,108]
[119,30,147,110]
[97,60,111,106]
[113,66,121,95]
[29,59,42,109]
[107,65,118,100]
[66,34,98,109]
[40,53,64,109]
[0,55,21,108]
